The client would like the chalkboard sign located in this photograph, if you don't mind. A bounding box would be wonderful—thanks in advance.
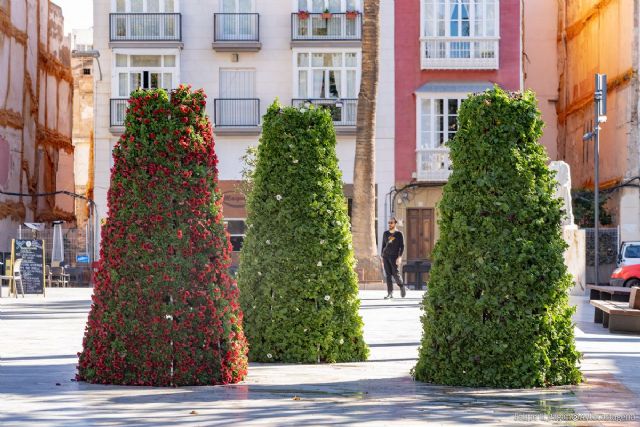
[12,239,46,295]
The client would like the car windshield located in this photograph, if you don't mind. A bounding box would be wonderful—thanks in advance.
[624,244,640,258]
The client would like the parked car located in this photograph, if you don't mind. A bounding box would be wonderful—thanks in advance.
[610,264,640,288]
[616,241,640,267]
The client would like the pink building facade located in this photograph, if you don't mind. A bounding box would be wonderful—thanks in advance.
[392,0,522,275]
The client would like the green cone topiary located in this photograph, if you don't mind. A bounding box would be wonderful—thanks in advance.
[238,101,369,363]
[413,87,582,387]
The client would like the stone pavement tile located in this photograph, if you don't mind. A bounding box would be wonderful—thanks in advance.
[2,288,636,426]
[570,295,640,426]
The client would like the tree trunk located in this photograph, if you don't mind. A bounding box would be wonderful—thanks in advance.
[352,0,380,282]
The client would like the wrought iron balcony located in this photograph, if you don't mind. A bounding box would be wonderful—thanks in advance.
[421,37,499,70]
[110,98,128,127]
[110,13,182,42]
[416,148,452,181]
[291,12,362,42]
[292,98,357,126]
[214,99,260,127]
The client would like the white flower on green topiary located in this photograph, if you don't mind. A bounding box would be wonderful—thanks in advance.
[267,353,272,359]
[257,271,262,276]
[336,220,342,226]
[317,261,322,267]
[275,195,282,201]
[266,240,271,245]
[293,159,299,164]
[320,239,325,245]
[339,338,344,345]
[324,295,330,301]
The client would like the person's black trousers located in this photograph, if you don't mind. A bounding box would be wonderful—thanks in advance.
[382,256,403,294]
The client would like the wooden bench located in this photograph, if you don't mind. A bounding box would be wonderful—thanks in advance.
[587,285,632,302]
[590,300,640,333]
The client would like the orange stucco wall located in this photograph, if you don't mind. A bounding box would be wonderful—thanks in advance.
[0,0,75,252]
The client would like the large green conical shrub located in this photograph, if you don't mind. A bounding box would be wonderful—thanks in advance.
[238,101,368,363]
[77,86,248,386]
[413,87,582,387]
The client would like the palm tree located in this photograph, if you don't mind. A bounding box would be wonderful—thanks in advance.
[351,0,380,281]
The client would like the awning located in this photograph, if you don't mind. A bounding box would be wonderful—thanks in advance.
[415,81,495,94]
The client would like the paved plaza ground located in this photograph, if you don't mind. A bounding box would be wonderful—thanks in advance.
[0,287,639,426]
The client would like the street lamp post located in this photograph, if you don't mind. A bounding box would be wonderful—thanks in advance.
[584,74,607,284]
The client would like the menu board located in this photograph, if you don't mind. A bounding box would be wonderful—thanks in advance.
[12,239,45,295]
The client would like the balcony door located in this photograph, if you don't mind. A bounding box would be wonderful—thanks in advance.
[114,0,177,40]
[221,0,253,39]
[218,69,257,126]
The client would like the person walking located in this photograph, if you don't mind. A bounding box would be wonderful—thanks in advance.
[381,217,406,299]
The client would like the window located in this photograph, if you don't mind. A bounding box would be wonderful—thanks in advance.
[297,0,359,12]
[421,0,499,69]
[114,0,175,13]
[417,95,465,180]
[83,68,91,75]
[295,52,359,99]
[225,220,246,252]
[114,53,177,97]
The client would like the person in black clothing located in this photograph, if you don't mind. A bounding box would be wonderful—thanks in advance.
[381,217,406,299]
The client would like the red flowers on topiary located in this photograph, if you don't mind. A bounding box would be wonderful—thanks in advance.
[77,86,248,386]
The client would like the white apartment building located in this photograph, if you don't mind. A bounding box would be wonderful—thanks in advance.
[92,0,395,264]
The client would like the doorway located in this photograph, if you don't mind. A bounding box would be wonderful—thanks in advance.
[406,208,434,261]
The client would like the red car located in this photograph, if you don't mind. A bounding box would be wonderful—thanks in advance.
[610,264,640,288]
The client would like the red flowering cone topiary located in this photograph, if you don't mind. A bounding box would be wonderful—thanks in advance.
[77,86,248,386]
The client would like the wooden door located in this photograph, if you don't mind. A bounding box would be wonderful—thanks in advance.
[406,208,434,261]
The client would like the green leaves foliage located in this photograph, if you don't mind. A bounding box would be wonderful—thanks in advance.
[77,87,248,386]
[237,101,369,363]
[413,87,582,387]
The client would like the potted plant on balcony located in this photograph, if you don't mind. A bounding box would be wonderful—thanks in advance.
[322,8,333,19]
[297,10,310,20]
[346,10,359,20]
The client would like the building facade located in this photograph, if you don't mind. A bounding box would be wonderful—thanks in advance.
[556,0,640,242]
[393,0,522,270]
[71,27,95,231]
[92,0,395,263]
[0,0,75,254]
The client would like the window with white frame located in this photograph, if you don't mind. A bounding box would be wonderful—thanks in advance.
[225,219,246,252]
[115,0,176,12]
[417,95,465,180]
[297,0,360,12]
[421,0,499,69]
[295,52,359,99]
[114,53,178,97]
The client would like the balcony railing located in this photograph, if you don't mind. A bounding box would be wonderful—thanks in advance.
[291,12,362,41]
[214,13,259,42]
[110,13,182,42]
[214,99,260,127]
[417,148,452,181]
[421,37,499,69]
[110,98,128,127]
[292,98,357,126]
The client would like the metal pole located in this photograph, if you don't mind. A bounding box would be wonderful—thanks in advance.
[594,98,600,285]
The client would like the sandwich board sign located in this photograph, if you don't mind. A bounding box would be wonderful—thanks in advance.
[10,239,46,297]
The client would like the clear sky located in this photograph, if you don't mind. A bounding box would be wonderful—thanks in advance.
[52,0,93,34]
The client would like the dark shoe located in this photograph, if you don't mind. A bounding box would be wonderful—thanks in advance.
[400,285,407,298]
[384,293,393,299]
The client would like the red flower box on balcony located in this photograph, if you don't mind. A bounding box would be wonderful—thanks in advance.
[297,10,310,20]
[346,10,359,20]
